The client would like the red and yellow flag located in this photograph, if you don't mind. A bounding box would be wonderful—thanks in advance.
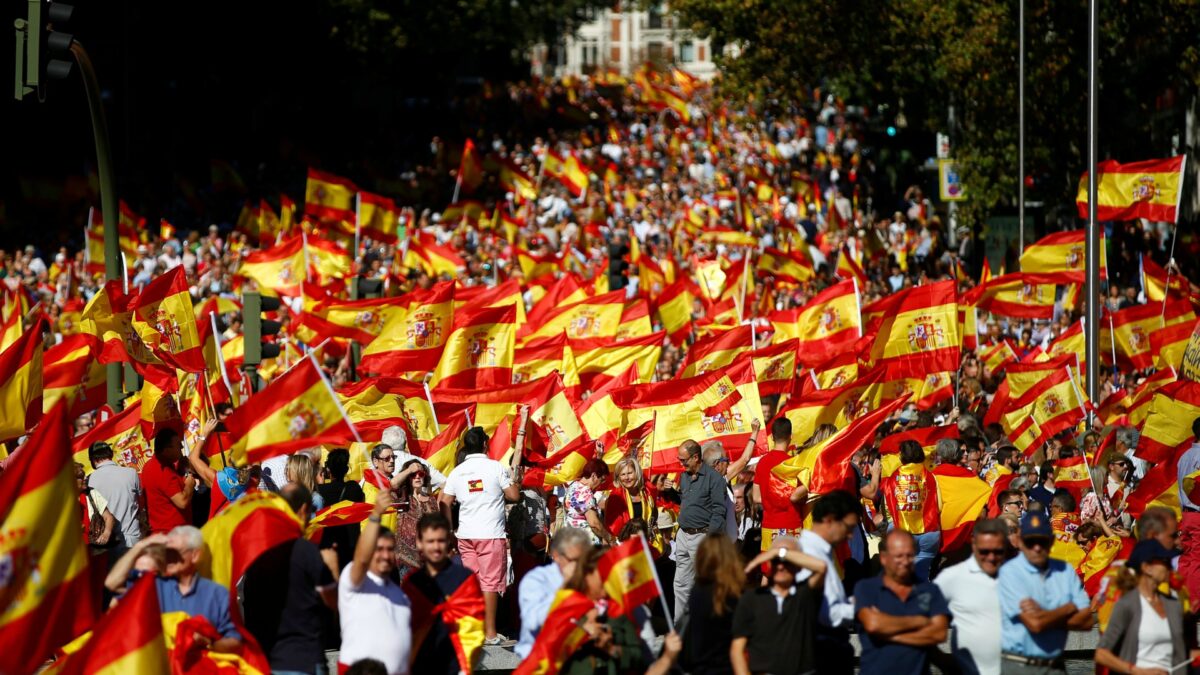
[430,304,516,390]
[300,294,410,345]
[980,340,1019,374]
[965,272,1063,320]
[405,571,487,674]
[238,234,306,297]
[336,377,434,447]
[859,280,960,373]
[836,245,868,287]
[72,404,154,474]
[520,290,625,343]
[305,168,357,225]
[616,299,653,340]
[930,463,992,553]
[513,335,571,385]
[499,158,538,201]
[1151,317,1195,371]
[0,316,45,440]
[199,490,305,589]
[130,266,205,372]
[359,282,455,374]
[1076,156,1187,223]
[1053,456,1093,499]
[653,280,695,346]
[52,576,169,674]
[569,331,664,392]
[512,590,594,675]
[544,151,589,198]
[358,191,400,244]
[457,139,485,194]
[405,233,466,278]
[748,338,801,396]
[43,333,106,418]
[598,535,661,617]
[768,279,861,367]
[1019,229,1108,279]
[0,404,101,673]
[1103,299,1195,371]
[756,247,814,284]
[679,325,753,378]
[879,425,959,477]
[212,356,358,466]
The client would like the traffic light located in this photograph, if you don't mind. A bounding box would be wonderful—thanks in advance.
[14,1,76,100]
[242,292,282,367]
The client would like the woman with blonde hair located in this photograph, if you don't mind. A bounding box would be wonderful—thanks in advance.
[603,455,665,555]
[285,453,324,511]
[681,533,745,675]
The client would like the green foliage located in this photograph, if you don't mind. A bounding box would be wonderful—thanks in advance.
[674,0,1200,225]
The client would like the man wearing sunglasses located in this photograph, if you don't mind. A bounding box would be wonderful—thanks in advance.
[935,519,1010,675]
[996,511,1093,674]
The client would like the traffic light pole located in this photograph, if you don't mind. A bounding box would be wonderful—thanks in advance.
[70,41,124,409]
[1085,0,1101,407]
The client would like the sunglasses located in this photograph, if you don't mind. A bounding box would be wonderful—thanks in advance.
[1002,502,1024,508]
[378,455,395,462]
[977,548,1006,557]
[1023,538,1052,549]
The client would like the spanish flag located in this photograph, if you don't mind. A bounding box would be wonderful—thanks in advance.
[238,234,306,297]
[43,333,106,418]
[1002,365,1086,451]
[336,377,435,446]
[305,167,358,225]
[305,234,352,283]
[431,375,571,444]
[441,199,486,225]
[522,379,593,488]
[304,501,375,542]
[749,338,801,396]
[544,151,589,198]
[879,425,959,477]
[1019,229,1108,279]
[836,245,868,287]
[527,275,588,325]
[654,280,695,346]
[520,290,625,343]
[616,299,653,340]
[404,233,466,277]
[1053,456,1093,500]
[774,368,884,447]
[358,191,400,244]
[700,227,758,247]
[1141,255,1190,303]
[199,490,304,589]
[598,535,661,617]
[965,272,1063,320]
[0,300,23,354]
[499,158,538,201]
[1075,156,1187,223]
[1103,299,1195,371]
[302,294,410,346]
[1126,367,1177,428]
[417,409,473,475]
[212,356,358,466]
[0,404,100,674]
[456,278,527,324]
[611,359,762,475]
[516,248,566,280]
[757,247,815,284]
[0,316,45,441]
[512,590,594,675]
[1135,380,1200,465]
[774,396,909,497]
[360,282,455,374]
[569,331,664,391]
[930,463,992,553]
[429,304,516,390]
[51,576,169,674]
[72,403,153,474]
[1151,318,1194,371]
[859,280,959,373]
[579,365,640,460]
[768,278,861,367]
[679,325,753,378]
[980,339,1019,374]
[404,570,486,674]
[130,266,206,373]
[457,139,485,194]
[513,335,571,385]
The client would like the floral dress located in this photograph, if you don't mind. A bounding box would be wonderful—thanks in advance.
[564,481,600,542]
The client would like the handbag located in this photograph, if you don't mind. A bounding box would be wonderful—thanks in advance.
[85,491,107,546]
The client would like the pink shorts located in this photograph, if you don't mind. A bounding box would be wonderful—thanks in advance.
[458,537,508,592]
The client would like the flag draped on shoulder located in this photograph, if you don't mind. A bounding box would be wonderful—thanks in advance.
[930,463,991,553]
[404,570,486,674]
[212,356,359,466]
[0,404,100,674]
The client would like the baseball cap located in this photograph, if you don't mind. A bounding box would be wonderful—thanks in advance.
[217,467,247,502]
[1127,539,1178,571]
[1020,510,1053,539]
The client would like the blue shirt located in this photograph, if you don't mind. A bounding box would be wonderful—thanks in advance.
[996,554,1088,659]
[156,575,240,639]
[854,575,950,675]
[515,562,564,658]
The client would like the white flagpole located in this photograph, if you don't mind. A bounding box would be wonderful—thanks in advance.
[309,352,363,444]
[210,313,235,403]
[423,372,441,434]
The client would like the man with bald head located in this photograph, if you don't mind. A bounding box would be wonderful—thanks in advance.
[674,438,728,624]
[854,529,951,675]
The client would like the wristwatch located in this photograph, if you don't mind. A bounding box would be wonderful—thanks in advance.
[367,515,382,524]
[777,547,787,561]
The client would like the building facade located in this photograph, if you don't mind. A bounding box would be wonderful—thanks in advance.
[534,3,717,81]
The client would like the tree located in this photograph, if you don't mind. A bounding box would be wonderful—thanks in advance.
[673,0,1200,227]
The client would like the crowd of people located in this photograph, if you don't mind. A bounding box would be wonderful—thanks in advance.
[4,66,1200,675]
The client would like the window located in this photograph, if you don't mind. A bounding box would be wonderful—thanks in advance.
[679,41,694,63]
[647,2,664,29]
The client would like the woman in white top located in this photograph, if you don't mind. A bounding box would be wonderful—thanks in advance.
[1095,539,1190,675]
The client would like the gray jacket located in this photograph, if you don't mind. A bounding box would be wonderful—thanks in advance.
[1096,589,1186,668]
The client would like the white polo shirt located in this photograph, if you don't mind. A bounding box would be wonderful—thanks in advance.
[935,555,1001,675]
[338,565,413,675]
[443,453,512,540]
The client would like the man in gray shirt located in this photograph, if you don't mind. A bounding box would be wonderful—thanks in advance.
[674,439,727,625]
[87,441,143,550]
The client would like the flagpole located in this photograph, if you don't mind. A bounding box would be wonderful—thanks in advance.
[1084,0,1101,408]
[639,531,675,634]
[423,372,441,434]
[1162,229,1179,318]
[354,192,362,268]
[309,352,363,444]
[210,313,235,404]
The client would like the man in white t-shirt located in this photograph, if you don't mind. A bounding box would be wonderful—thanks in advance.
[439,426,521,645]
[934,519,1007,675]
[339,487,413,675]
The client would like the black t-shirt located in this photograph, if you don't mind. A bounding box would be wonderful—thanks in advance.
[406,562,473,675]
[682,582,736,675]
[731,583,820,675]
[242,538,335,673]
[316,480,365,571]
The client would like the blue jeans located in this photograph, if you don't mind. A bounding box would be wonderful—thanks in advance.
[913,530,941,581]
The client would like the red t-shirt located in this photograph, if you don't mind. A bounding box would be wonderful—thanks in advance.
[754,450,804,530]
[140,456,190,533]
